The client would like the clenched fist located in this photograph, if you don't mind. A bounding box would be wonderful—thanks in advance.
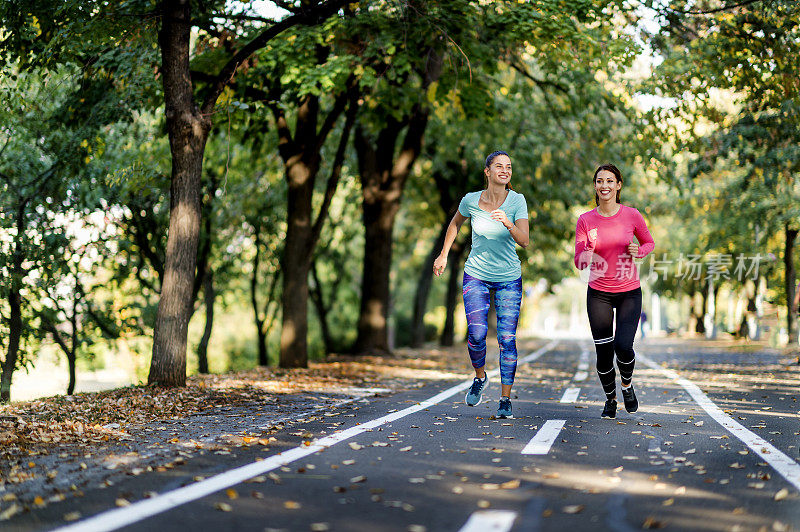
[433,254,447,277]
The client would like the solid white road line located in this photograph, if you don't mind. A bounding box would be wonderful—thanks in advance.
[560,387,581,403]
[521,419,566,455]
[640,354,800,491]
[520,341,559,364]
[52,341,559,532]
[458,510,518,532]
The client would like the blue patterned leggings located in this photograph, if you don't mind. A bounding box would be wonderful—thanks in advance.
[462,273,523,385]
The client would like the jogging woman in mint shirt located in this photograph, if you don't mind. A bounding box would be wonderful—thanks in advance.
[433,151,529,419]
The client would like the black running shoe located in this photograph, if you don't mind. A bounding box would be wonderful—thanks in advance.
[601,399,617,419]
[621,384,638,413]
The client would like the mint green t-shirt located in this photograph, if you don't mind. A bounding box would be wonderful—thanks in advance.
[458,190,528,282]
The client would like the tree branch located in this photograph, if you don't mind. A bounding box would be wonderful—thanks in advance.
[207,13,279,24]
[250,225,265,327]
[126,209,165,281]
[261,268,281,335]
[665,0,763,15]
[314,79,353,152]
[0,135,11,161]
[509,60,570,95]
[308,92,358,258]
[200,0,350,115]
[42,318,72,358]
[21,163,59,203]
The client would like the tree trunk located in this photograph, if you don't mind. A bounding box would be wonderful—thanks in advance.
[46,323,77,395]
[0,289,21,403]
[280,156,316,367]
[353,110,429,355]
[192,168,220,310]
[67,297,78,395]
[1,206,26,403]
[149,0,211,387]
[310,259,335,355]
[410,222,449,347]
[250,229,270,367]
[66,347,77,395]
[261,272,282,367]
[275,88,355,367]
[197,271,214,374]
[441,240,468,346]
[355,199,396,354]
[695,289,706,335]
[784,223,798,345]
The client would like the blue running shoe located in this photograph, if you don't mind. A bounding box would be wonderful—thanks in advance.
[497,397,513,419]
[465,375,488,406]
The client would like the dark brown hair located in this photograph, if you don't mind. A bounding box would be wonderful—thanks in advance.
[593,163,622,205]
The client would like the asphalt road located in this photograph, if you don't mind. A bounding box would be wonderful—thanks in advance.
[5,338,800,532]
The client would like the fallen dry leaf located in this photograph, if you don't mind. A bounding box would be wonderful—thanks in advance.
[642,517,666,529]
[0,504,22,521]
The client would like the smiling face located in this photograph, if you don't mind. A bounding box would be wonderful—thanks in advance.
[485,154,512,188]
[594,169,621,203]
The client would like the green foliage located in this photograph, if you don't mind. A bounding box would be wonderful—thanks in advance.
[642,0,800,317]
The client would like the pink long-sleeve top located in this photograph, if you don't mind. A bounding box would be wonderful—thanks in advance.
[574,205,655,293]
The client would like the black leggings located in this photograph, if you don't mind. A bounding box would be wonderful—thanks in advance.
[586,287,642,399]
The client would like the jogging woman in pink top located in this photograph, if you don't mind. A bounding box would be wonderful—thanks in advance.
[574,163,655,418]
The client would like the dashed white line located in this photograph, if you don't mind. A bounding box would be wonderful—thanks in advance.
[577,349,590,371]
[560,387,581,403]
[640,354,800,491]
[458,510,518,532]
[522,419,566,455]
[52,342,559,532]
[573,371,589,382]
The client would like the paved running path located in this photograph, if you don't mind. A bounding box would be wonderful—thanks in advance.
[5,339,800,532]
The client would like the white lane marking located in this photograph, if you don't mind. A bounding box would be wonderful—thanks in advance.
[577,349,590,371]
[53,342,559,532]
[458,510,518,532]
[521,419,566,455]
[560,387,581,403]
[573,370,588,382]
[520,341,559,364]
[640,354,800,491]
